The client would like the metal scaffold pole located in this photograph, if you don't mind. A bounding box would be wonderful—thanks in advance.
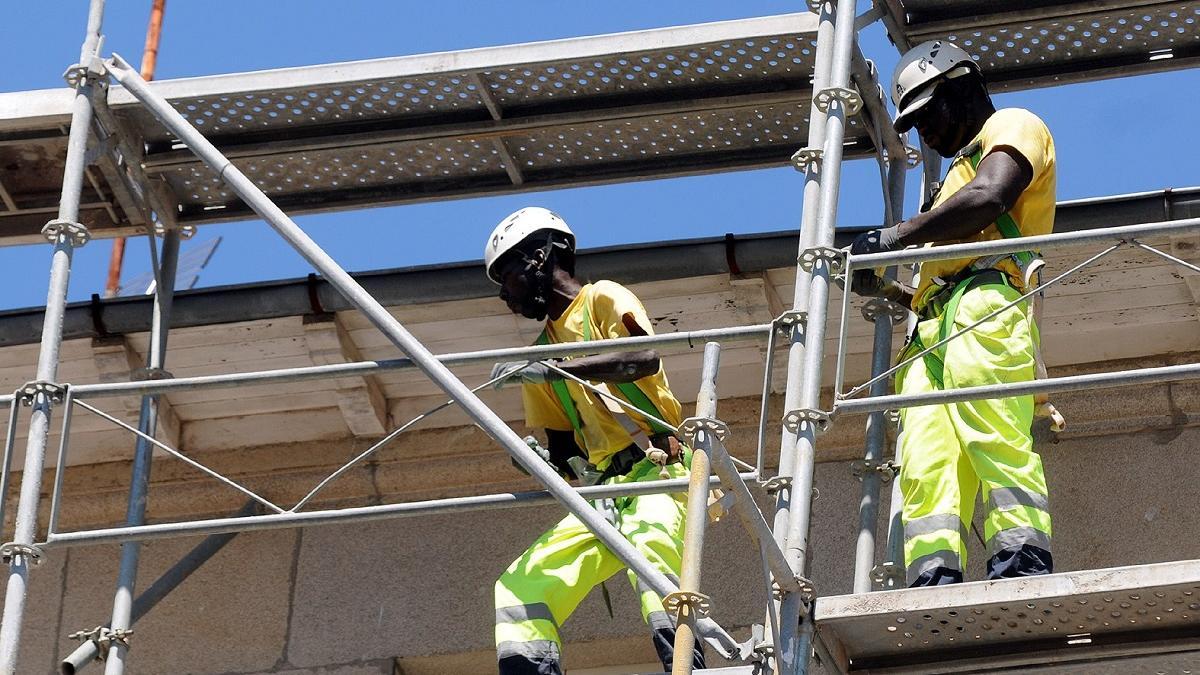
[671,342,720,675]
[104,54,742,655]
[103,228,181,675]
[773,0,861,670]
[0,2,105,671]
[851,157,906,594]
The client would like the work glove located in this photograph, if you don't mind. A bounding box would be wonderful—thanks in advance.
[848,226,902,298]
[489,360,562,389]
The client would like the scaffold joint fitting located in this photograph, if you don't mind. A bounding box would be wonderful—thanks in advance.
[17,381,66,406]
[850,459,899,482]
[0,542,44,565]
[814,86,863,116]
[42,219,91,247]
[782,408,831,435]
[760,475,791,494]
[798,246,844,275]
[790,146,823,172]
[773,310,807,341]
[773,575,816,605]
[861,298,909,324]
[679,416,730,445]
[154,221,198,240]
[62,56,107,88]
[886,409,901,424]
[904,144,923,168]
[871,561,905,589]
[69,626,133,660]
[663,590,712,620]
[131,367,174,382]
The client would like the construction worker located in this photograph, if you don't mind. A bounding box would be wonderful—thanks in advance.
[484,207,705,674]
[848,40,1054,587]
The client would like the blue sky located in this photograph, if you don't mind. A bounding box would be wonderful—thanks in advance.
[1,1,1197,310]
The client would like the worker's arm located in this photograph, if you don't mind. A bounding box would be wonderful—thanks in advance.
[848,147,1032,301]
[894,148,1033,245]
[550,315,659,383]
[491,315,660,387]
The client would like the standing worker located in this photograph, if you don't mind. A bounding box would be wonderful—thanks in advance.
[484,207,706,674]
[848,41,1054,587]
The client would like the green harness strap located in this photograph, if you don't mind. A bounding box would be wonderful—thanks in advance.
[969,148,1035,269]
[536,293,673,441]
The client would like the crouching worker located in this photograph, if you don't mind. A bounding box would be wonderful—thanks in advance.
[484,207,705,674]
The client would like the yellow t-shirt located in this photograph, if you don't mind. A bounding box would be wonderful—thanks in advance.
[522,281,683,467]
[912,108,1056,312]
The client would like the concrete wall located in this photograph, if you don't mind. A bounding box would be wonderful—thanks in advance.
[3,358,1199,674]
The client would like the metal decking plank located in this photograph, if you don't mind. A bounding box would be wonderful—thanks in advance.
[814,559,1200,673]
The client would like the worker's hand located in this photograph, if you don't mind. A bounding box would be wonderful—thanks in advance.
[849,226,902,257]
[850,270,909,300]
[489,361,562,389]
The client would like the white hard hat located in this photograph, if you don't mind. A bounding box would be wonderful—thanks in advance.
[484,207,575,284]
[891,40,980,133]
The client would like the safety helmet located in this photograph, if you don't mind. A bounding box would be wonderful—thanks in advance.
[891,40,980,133]
[484,207,576,284]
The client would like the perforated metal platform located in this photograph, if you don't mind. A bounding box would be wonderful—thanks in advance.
[0,13,874,244]
[814,559,1200,673]
[882,0,1200,91]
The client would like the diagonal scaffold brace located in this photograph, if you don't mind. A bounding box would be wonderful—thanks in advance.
[102,53,744,658]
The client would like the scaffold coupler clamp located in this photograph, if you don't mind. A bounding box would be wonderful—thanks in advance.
[679,416,730,446]
[739,623,773,665]
[17,381,66,407]
[783,408,831,436]
[0,542,44,566]
[861,298,908,324]
[814,86,863,116]
[62,55,107,88]
[871,561,905,589]
[904,144,923,168]
[131,367,174,381]
[790,146,823,173]
[850,458,899,482]
[773,575,816,606]
[663,590,712,621]
[42,219,91,247]
[759,474,791,495]
[798,246,845,275]
[69,626,133,661]
[773,310,807,343]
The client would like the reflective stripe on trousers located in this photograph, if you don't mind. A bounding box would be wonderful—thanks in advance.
[897,282,1052,585]
[494,455,691,671]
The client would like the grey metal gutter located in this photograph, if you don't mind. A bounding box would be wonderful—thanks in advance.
[0,186,1195,348]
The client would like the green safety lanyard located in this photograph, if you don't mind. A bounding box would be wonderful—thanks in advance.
[535,292,672,440]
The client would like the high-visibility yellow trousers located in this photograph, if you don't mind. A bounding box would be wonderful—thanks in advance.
[494,456,694,672]
[897,281,1053,587]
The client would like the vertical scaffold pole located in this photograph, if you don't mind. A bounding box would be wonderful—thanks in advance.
[0,2,106,671]
[766,0,835,663]
[671,342,720,675]
[103,229,181,675]
[104,55,739,654]
[773,0,861,671]
[851,151,906,593]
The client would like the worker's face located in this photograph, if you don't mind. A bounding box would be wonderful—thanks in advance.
[910,83,969,158]
[497,250,549,321]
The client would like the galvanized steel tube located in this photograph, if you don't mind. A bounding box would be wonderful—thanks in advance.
[106,55,739,652]
[0,3,104,671]
[104,229,180,675]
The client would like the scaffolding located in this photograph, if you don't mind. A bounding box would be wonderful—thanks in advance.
[0,1,1196,674]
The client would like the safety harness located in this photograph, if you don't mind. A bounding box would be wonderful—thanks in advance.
[905,145,1064,431]
[535,294,676,481]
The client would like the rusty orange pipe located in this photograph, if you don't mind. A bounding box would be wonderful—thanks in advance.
[104,0,167,297]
